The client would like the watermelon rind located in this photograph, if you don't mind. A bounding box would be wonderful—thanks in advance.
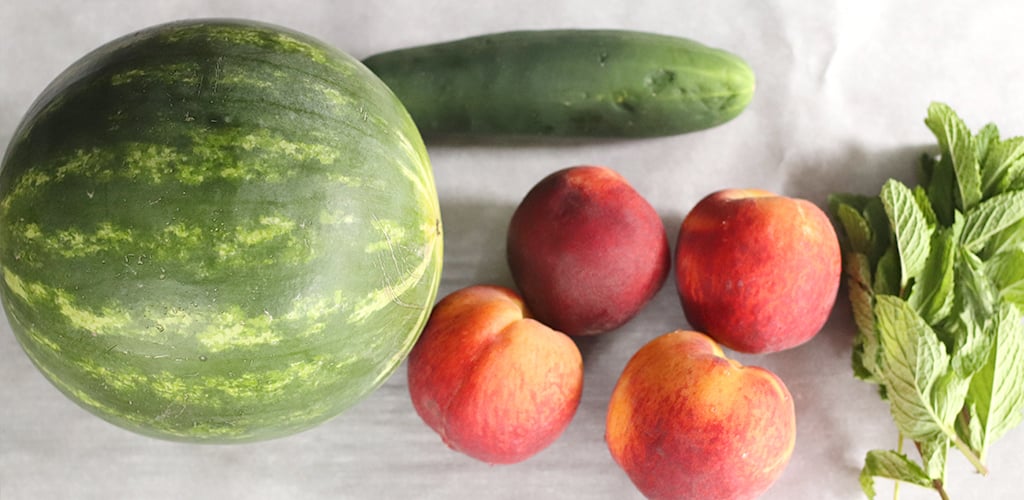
[0,18,443,443]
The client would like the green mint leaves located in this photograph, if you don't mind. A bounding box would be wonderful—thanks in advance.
[830,103,1024,499]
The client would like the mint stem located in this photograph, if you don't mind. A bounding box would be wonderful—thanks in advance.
[932,479,951,500]
[894,434,904,500]
[951,433,988,476]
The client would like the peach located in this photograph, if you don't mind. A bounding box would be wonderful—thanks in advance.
[674,189,841,353]
[606,330,796,500]
[506,165,670,336]
[406,285,584,464]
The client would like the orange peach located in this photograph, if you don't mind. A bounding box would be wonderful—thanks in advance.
[606,330,796,500]
[406,285,583,464]
[674,189,841,353]
[506,165,670,336]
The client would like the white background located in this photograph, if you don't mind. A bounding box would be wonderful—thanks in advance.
[3,1,1024,499]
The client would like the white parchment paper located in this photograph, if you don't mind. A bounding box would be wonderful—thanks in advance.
[3,1,1024,499]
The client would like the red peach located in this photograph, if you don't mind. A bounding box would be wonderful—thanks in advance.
[506,165,670,336]
[674,189,841,353]
[606,330,796,500]
[407,285,583,464]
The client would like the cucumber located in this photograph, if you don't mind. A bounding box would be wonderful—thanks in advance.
[362,29,755,138]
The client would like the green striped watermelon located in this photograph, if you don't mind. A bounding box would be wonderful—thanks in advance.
[0,19,443,442]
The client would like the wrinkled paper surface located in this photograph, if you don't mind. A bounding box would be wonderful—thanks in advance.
[3,1,1024,499]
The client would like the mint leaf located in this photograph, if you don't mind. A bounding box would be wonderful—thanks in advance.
[881,180,932,294]
[1009,168,1024,193]
[981,136,1024,197]
[907,225,957,325]
[846,253,875,335]
[828,194,892,267]
[860,449,933,499]
[846,253,881,382]
[965,302,1024,462]
[945,247,996,378]
[874,295,961,442]
[835,202,874,255]
[986,248,1024,306]
[961,398,986,461]
[874,246,901,296]
[931,370,971,442]
[960,190,1024,253]
[914,184,939,228]
[975,122,1001,167]
[917,437,952,484]
[926,102,982,211]
[852,342,878,384]
[864,197,894,264]
[982,217,1024,258]
[926,152,957,226]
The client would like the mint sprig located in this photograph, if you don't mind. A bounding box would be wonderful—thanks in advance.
[830,102,1024,499]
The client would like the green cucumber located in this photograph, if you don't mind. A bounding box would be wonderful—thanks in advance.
[362,29,756,138]
[0,19,443,443]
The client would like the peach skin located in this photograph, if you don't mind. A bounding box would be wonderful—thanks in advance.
[407,285,584,464]
[606,330,796,500]
[674,188,842,353]
[507,165,670,336]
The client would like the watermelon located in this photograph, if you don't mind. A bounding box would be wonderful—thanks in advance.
[0,19,443,442]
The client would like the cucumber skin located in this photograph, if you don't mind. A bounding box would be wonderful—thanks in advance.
[362,30,756,138]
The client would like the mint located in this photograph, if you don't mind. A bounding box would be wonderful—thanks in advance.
[860,449,933,499]
[881,180,932,293]
[907,225,956,325]
[835,202,874,255]
[985,249,1024,304]
[945,248,995,378]
[963,302,1024,462]
[831,103,1024,499]
[974,123,1001,168]
[874,296,963,444]
[925,102,982,211]
[960,190,1024,252]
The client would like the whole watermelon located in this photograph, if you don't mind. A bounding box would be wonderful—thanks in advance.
[0,19,443,442]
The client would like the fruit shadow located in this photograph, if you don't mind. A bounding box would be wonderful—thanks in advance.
[436,198,519,295]
[781,141,934,205]
[741,296,885,492]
